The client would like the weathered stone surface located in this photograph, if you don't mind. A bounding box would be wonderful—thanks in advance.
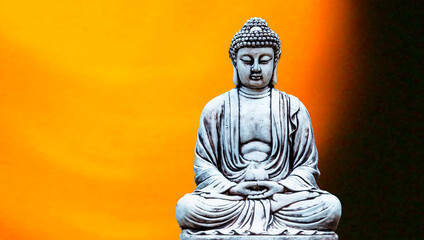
[180,232,338,240]
[176,17,342,237]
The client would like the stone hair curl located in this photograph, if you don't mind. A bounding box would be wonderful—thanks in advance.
[229,17,281,65]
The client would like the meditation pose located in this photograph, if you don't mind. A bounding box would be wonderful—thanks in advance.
[176,18,341,237]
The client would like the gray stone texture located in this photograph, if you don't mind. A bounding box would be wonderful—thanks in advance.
[176,17,341,238]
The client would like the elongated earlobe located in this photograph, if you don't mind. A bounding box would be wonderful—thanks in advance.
[233,65,239,86]
[272,68,277,85]
[272,59,279,86]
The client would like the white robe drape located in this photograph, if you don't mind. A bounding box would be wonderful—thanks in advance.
[177,88,340,235]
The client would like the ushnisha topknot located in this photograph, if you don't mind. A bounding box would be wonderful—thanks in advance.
[229,17,281,65]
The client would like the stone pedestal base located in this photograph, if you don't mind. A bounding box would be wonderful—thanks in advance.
[180,232,338,240]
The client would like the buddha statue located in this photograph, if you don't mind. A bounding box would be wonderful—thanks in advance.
[176,17,341,239]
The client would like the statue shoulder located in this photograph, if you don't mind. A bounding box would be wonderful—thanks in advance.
[286,94,313,125]
[275,90,309,116]
[273,90,302,115]
[200,91,229,119]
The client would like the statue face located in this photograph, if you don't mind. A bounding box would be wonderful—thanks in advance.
[236,47,275,89]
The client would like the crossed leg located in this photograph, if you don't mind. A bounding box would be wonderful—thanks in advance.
[271,192,342,231]
[176,191,341,232]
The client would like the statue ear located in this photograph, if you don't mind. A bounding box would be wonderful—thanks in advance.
[232,64,239,86]
[272,58,279,86]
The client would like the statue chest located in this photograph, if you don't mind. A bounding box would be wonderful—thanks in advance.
[239,96,271,145]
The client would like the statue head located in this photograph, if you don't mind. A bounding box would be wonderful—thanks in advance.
[229,17,281,87]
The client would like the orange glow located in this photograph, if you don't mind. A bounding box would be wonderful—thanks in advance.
[0,1,351,239]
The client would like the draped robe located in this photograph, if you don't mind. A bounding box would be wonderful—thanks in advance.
[176,88,341,235]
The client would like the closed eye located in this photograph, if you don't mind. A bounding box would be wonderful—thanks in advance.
[259,55,272,64]
[240,56,253,65]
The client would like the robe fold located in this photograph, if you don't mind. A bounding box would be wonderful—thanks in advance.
[176,88,341,235]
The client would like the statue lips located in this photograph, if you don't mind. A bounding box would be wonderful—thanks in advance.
[250,74,263,80]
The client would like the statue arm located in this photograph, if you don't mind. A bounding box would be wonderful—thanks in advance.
[194,147,237,194]
[279,97,321,192]
[193,97,237,194]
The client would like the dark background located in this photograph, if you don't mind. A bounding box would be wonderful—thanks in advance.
[319,1,423,239]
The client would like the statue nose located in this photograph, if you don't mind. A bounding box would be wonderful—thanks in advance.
[251,62,261,73]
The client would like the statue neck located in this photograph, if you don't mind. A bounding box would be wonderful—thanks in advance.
[239,85,271,99]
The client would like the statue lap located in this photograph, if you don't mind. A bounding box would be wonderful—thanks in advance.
[176,192,341,232]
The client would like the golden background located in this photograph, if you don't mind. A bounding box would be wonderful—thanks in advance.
[0,1,352,239]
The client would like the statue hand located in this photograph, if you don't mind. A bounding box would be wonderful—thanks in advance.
[247,181,284,200]
[228,182,267,196]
